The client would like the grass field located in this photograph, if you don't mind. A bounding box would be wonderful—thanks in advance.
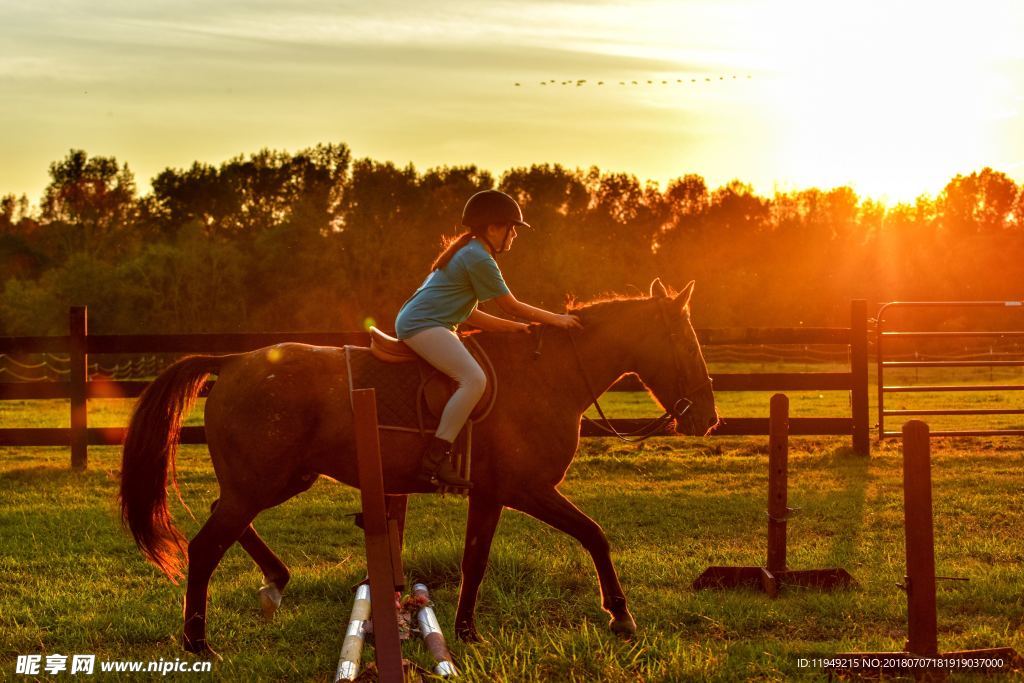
[2,368,1024,681]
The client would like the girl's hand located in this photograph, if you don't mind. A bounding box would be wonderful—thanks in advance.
[511,321,532,333]
[550,314,583,330]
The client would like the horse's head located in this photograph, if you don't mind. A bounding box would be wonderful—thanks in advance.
[631,278,718,436]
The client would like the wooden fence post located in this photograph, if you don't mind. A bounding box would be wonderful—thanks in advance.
[902,420,939,656]
[766,394,789,574]
[850,299,870,456]
[69,306,88,470]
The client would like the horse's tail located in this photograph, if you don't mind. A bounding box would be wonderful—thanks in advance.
[119,354,229,583]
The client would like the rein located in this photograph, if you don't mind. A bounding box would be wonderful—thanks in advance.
[561,299,711,443]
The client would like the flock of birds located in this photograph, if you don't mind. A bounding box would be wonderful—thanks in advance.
[514,75,753,87]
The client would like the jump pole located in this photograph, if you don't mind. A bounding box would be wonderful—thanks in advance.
[334,584,371,681]
[692,393,855,595]
[348,388,405,683]
[413,583,458,677]
[829,421,1023,676]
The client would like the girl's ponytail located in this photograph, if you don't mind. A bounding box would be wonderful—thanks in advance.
[429,231,476,272]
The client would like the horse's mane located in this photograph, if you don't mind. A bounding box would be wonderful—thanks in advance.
[567,287,675,315]
[472,292,652,352]
[474,288,672,348]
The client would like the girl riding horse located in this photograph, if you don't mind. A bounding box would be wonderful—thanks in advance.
[395,189,582,488]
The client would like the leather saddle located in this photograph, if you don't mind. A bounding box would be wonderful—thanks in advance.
[368,327,495,422]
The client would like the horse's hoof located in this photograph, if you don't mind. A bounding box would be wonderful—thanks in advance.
[197,646,223,662]
[609,614,637,639]
[259,582,283,620]
[455,623,486,644]
[182,638,222,661]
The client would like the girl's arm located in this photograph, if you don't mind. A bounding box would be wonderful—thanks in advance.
[493,295,582,329]
[465,307,530,333]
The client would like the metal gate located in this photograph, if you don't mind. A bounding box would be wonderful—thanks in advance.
[876,301,1024,438]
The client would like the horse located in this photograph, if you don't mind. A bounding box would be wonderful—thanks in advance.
[119,278,718,657]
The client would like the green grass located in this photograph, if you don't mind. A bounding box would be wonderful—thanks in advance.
[2,368,1024,681]
[2,440,1023,681]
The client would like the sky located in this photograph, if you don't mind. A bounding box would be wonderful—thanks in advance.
[3,0,1024,204]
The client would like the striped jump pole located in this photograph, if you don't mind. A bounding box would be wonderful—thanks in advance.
[413,584,457,677]
[334,584,371,682]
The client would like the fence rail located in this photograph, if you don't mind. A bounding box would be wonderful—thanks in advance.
[1,302,871,467]
[876,300,1024,439]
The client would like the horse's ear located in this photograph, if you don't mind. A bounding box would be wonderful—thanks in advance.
[673,280,695,311]
[649,278,669,299]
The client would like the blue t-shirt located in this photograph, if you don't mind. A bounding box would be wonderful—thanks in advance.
[395,239,511,339]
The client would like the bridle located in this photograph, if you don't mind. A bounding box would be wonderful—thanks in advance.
[552,298,713,443]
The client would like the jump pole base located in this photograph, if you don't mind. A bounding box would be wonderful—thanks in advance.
[692,395,855,598]
[692,566,855,598]
[830,422,1022,678]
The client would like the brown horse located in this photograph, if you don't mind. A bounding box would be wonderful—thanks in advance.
[119,278,717,657]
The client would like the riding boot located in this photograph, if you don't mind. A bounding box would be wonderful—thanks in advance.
[419,436,473,489]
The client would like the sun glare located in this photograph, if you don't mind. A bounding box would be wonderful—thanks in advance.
[528,0,1024,202]
[758,1,1023,201]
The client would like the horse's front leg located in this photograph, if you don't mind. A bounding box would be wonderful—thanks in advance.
[508,487,636,637]
[454,494,503,642]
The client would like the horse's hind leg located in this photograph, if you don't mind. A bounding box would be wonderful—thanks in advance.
[509,488,637,638]
[454,495,503,642]
[209,472,317,620]
[182,498,258,658]
[210,501,289,620]
[248,526,290,620]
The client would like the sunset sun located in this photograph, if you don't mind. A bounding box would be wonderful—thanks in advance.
[756,1,1022,201]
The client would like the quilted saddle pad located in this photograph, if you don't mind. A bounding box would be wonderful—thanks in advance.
[344,345,439,433]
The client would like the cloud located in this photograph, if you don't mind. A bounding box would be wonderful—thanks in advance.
[4,0,754,76]
[3,0,1021,201]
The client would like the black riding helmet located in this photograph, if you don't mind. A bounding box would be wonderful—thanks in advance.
[461,190,531,231]
[461,190,530,255]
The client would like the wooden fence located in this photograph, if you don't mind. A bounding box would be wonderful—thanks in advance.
[0,301,870,468]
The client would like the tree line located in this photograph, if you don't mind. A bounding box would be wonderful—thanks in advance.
[2,145,1023,336]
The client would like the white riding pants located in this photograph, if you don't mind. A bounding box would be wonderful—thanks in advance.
[403,326,487,443]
